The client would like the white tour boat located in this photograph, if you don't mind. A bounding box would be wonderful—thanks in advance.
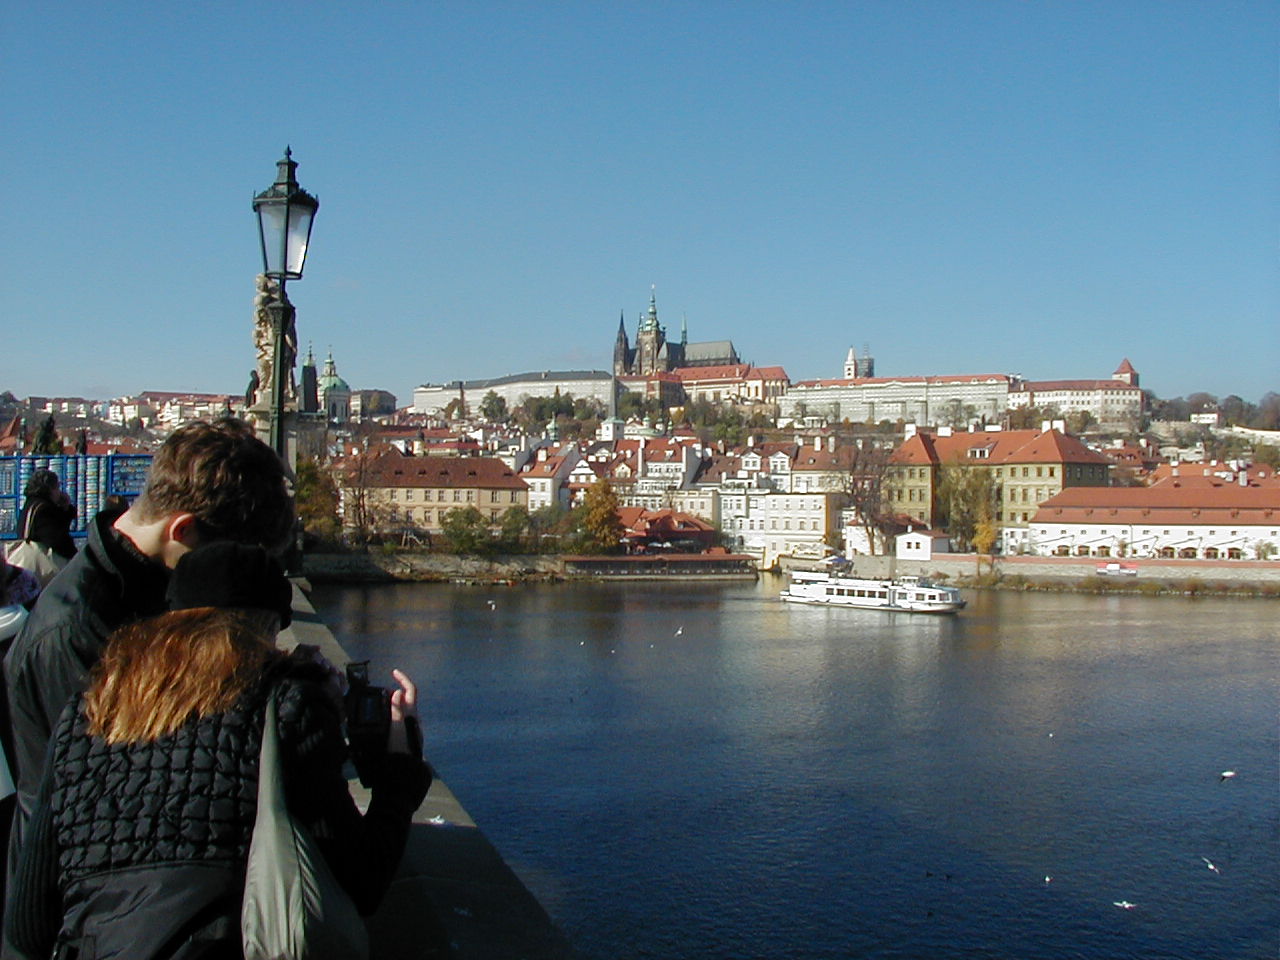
[780,570,966,614]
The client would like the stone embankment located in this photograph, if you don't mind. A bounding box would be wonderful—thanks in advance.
[783,554,1280,596]
[303,551,561,583]
[306,550,1280,596]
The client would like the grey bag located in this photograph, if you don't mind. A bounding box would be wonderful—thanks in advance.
[5,503,66,588]
[242,687,370,960]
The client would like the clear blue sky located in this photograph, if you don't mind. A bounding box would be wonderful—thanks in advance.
[2,1,1276,406]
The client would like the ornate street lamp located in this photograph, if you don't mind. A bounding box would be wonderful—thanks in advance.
[253,147,319,459]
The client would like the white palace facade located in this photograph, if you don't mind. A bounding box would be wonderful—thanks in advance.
[780,372,1012,426]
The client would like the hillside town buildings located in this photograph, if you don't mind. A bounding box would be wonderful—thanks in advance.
[886,423,1113,553]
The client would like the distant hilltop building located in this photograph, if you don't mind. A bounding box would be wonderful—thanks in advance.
[782,350,1142,429]
[1007,359,1142,426]
[613,289,739,376]
[413,370,616,417]
[782,366,1011,427]
[843,344,875,379]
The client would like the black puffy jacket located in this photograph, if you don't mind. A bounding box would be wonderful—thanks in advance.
[4,659,431,960]
[3,512,170,896]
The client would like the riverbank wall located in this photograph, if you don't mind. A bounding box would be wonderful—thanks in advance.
[303,551,561,583]
[305,549,1280,592]
[284,581,575,959]
[781,553,1280,594]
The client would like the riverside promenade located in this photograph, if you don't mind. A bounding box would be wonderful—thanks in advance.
[283,581,575,960]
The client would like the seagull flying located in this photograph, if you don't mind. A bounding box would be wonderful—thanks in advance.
[674,626,683,636]
[1113,901,1137,910]
[1219,770,1236,782]
[1201,857,1220,874]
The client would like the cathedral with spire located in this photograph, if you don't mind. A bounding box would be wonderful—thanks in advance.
[613,288,740,377]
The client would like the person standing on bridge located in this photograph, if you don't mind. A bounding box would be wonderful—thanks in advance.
[3,541,430,959]
[1,419,294,909]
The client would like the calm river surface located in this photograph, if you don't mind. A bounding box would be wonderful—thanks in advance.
[310,577,1278,960]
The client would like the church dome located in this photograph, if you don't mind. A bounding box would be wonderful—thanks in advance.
[319,351,350,392]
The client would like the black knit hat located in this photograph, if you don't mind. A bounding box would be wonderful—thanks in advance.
[166,542,292,627]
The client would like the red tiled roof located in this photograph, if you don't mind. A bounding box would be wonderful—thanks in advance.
[745,366,789,380]
[1148,464,1279,487]
[889,433,938,466]
[355,453,527,490]
[999,431,1113,466]
[792,447,854,471]
[1014,379,1140,393]
[1033,484,1280,525]
[671,364,752,381]
[890,429,1111,467]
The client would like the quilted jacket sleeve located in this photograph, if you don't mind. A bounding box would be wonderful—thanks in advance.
[275,678,431,916]
[4,729,66,958]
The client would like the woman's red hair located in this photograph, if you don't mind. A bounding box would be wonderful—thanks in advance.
[84,607,278,744]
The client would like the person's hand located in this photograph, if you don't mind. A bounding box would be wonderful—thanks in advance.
[387,668,421,755]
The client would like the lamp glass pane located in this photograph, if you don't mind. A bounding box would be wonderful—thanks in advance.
[257,203,288,276]
[285,204,314,277]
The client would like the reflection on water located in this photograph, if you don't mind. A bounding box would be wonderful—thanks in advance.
[312,578,1279,960]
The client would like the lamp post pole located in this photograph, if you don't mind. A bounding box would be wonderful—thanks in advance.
[253,148,318,467]
[266,284,295,460]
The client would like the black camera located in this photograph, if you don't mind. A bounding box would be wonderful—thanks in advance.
[344,660,391,783]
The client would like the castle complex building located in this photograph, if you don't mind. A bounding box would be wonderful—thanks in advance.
[613,290,739,376]
[1007,359,1143,426]
[782,371,1012,426]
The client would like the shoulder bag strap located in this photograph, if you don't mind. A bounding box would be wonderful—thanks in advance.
[20,499,37,541]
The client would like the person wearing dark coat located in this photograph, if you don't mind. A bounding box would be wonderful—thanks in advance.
[3,420,293,903]
[15,471,76,562]
[3,542,431,959]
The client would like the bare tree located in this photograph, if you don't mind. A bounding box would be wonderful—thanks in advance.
[845,437,891,554]
[335,443,392,545]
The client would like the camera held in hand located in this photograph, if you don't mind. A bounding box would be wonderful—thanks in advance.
[344,660,391,784]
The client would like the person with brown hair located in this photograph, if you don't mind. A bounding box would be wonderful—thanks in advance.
[2,419,294,902]
[3,542,429,959]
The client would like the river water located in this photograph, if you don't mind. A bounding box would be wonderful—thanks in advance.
[310,577,1279,960]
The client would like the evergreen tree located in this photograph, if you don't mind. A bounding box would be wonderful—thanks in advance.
[31,415,61,454]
